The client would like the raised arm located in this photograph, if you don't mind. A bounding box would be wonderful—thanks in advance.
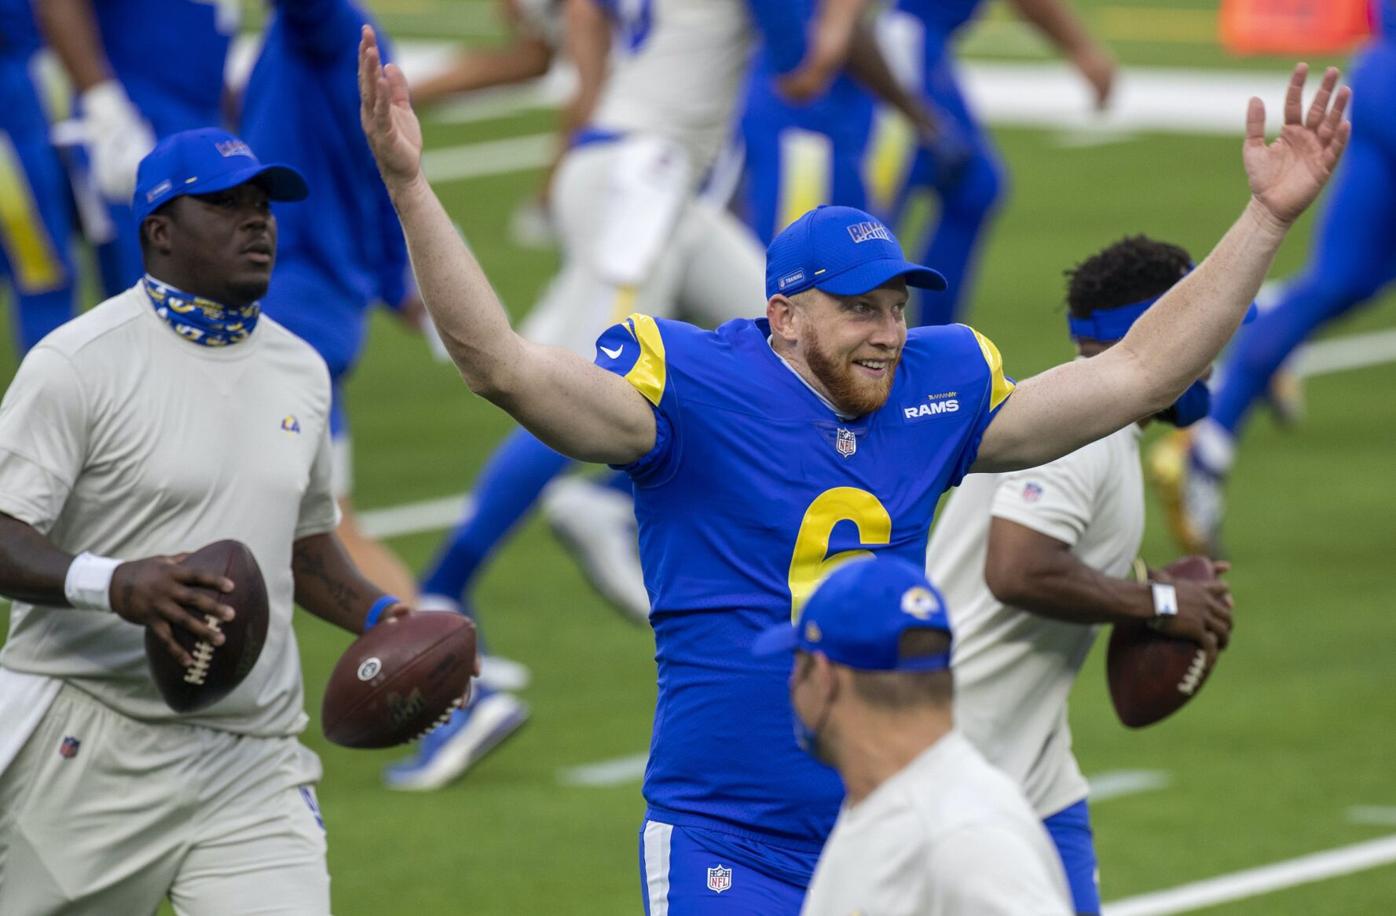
[974,64,1350,473]
[357,26,654,466]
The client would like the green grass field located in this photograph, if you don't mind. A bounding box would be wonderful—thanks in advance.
[2,2,1394,913]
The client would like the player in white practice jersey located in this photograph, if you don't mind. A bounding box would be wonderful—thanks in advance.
[752,557,1072,916]
[926,236,1236,914]
[0,130,423,914]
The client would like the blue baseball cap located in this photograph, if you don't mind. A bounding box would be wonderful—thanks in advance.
[764,205,947,301]
[752,556,952,672]
[133,128,309,225]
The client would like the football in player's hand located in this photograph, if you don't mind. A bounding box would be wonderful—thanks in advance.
[321,612,476,749]
[146,539,269,713]
[1107,555,1220,728]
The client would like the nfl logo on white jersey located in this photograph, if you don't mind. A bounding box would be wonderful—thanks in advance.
[835,428,857,458]
[707,865,732,893]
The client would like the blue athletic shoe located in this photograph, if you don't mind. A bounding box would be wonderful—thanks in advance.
[382,687,530,791]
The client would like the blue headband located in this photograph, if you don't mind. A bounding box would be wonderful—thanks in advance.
[1067,296,1157,341]
[1067,283,1260,342]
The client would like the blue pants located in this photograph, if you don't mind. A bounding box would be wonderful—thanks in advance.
[1043,799,1101,915]
[887,39,1005,326]
[738,71,874,244]
[1210,41,1396,436]
[0,60,75,352]
[638,820,817,915]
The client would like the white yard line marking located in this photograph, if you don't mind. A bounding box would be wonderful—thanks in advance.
[357,493,472,540]
[1348,806,1396,827]
[557,753,650,788]
[1294,328,1396,379]
[422,134,555,183]
[1087,770,1171,802]
[1102,834,1396,916]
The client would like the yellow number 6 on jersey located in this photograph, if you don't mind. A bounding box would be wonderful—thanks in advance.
[788,487,892,621]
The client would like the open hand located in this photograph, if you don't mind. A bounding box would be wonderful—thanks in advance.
[358,25,424,188]
[1244,63,1351,229]
[111,556,235,667]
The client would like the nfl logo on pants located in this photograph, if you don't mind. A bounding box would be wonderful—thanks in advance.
[707,865,732,894]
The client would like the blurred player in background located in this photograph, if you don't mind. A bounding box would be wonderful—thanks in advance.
[0,0,77,353]
[402,0,930,792]
[242,1,426,604]
[240,0,533,792]
[35,0,238,292]
[1155,0,1396,555]
[411,0,607,248]
[363,26,1347,905]
[927,235,1236,915]
[752,557,1072,915]
[877,0,1115,325]
[0,129,413,915]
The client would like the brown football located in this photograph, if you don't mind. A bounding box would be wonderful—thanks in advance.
[145,539,269,713]
[1107,555,1221,728]
[321,612,476,749]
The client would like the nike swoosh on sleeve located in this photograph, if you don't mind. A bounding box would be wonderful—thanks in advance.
[600,345,624,360]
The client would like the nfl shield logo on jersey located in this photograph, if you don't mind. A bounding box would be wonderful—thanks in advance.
[707,865,732,893]
[835,428,857,458]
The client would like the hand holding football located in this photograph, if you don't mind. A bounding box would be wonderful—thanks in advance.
[1107,555,1229,728]
[144,539,270,713]
[322,611,477,749]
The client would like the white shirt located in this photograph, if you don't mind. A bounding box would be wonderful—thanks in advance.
[0,284,338,738]
[927,424,1145,816]
[802,731,1072,916]
[590,0,758,177]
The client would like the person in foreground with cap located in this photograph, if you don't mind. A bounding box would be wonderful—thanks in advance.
[362,29,1347,910]
[754,556,1072,914]
[928,235,1236,915]
[0,128,415,914]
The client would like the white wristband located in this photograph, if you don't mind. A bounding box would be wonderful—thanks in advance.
[1150,582,1179,627]
[64,552,122,611]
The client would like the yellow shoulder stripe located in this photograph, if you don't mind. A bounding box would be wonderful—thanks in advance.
[623,313,667,407]
[971,328,1015,411]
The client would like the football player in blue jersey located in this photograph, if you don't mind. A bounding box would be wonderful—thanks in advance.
[365,30,1347,910]
[238,0,533,782]
[35,0,237,292]
[880,0,1115,326]
[1154,0,1396,555]
[0,0,76,352]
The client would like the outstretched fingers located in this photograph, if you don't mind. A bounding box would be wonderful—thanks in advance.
[358,26,382,130]
[1304,66,1340,130]
[1244,96,1266,148]
[1283,62,1308,125]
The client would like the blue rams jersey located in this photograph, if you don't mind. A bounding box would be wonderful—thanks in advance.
[1381,0,1396,42]
[94,0,235,133]
[595,314,1013,853]
[244,0,410,376]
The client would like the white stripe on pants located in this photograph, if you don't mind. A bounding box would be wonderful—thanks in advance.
[643,819,675,916]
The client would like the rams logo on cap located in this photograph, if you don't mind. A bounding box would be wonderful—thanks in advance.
[215,139,253,159]
[847,221,891,244]
[900,586,939,620]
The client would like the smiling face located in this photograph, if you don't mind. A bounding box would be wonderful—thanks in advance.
[771,279,909,417]
[141,182,277,307]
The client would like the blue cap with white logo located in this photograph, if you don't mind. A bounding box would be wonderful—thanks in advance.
[764,205,948,301]
[133,128,309,225]
[752,556,952,672]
